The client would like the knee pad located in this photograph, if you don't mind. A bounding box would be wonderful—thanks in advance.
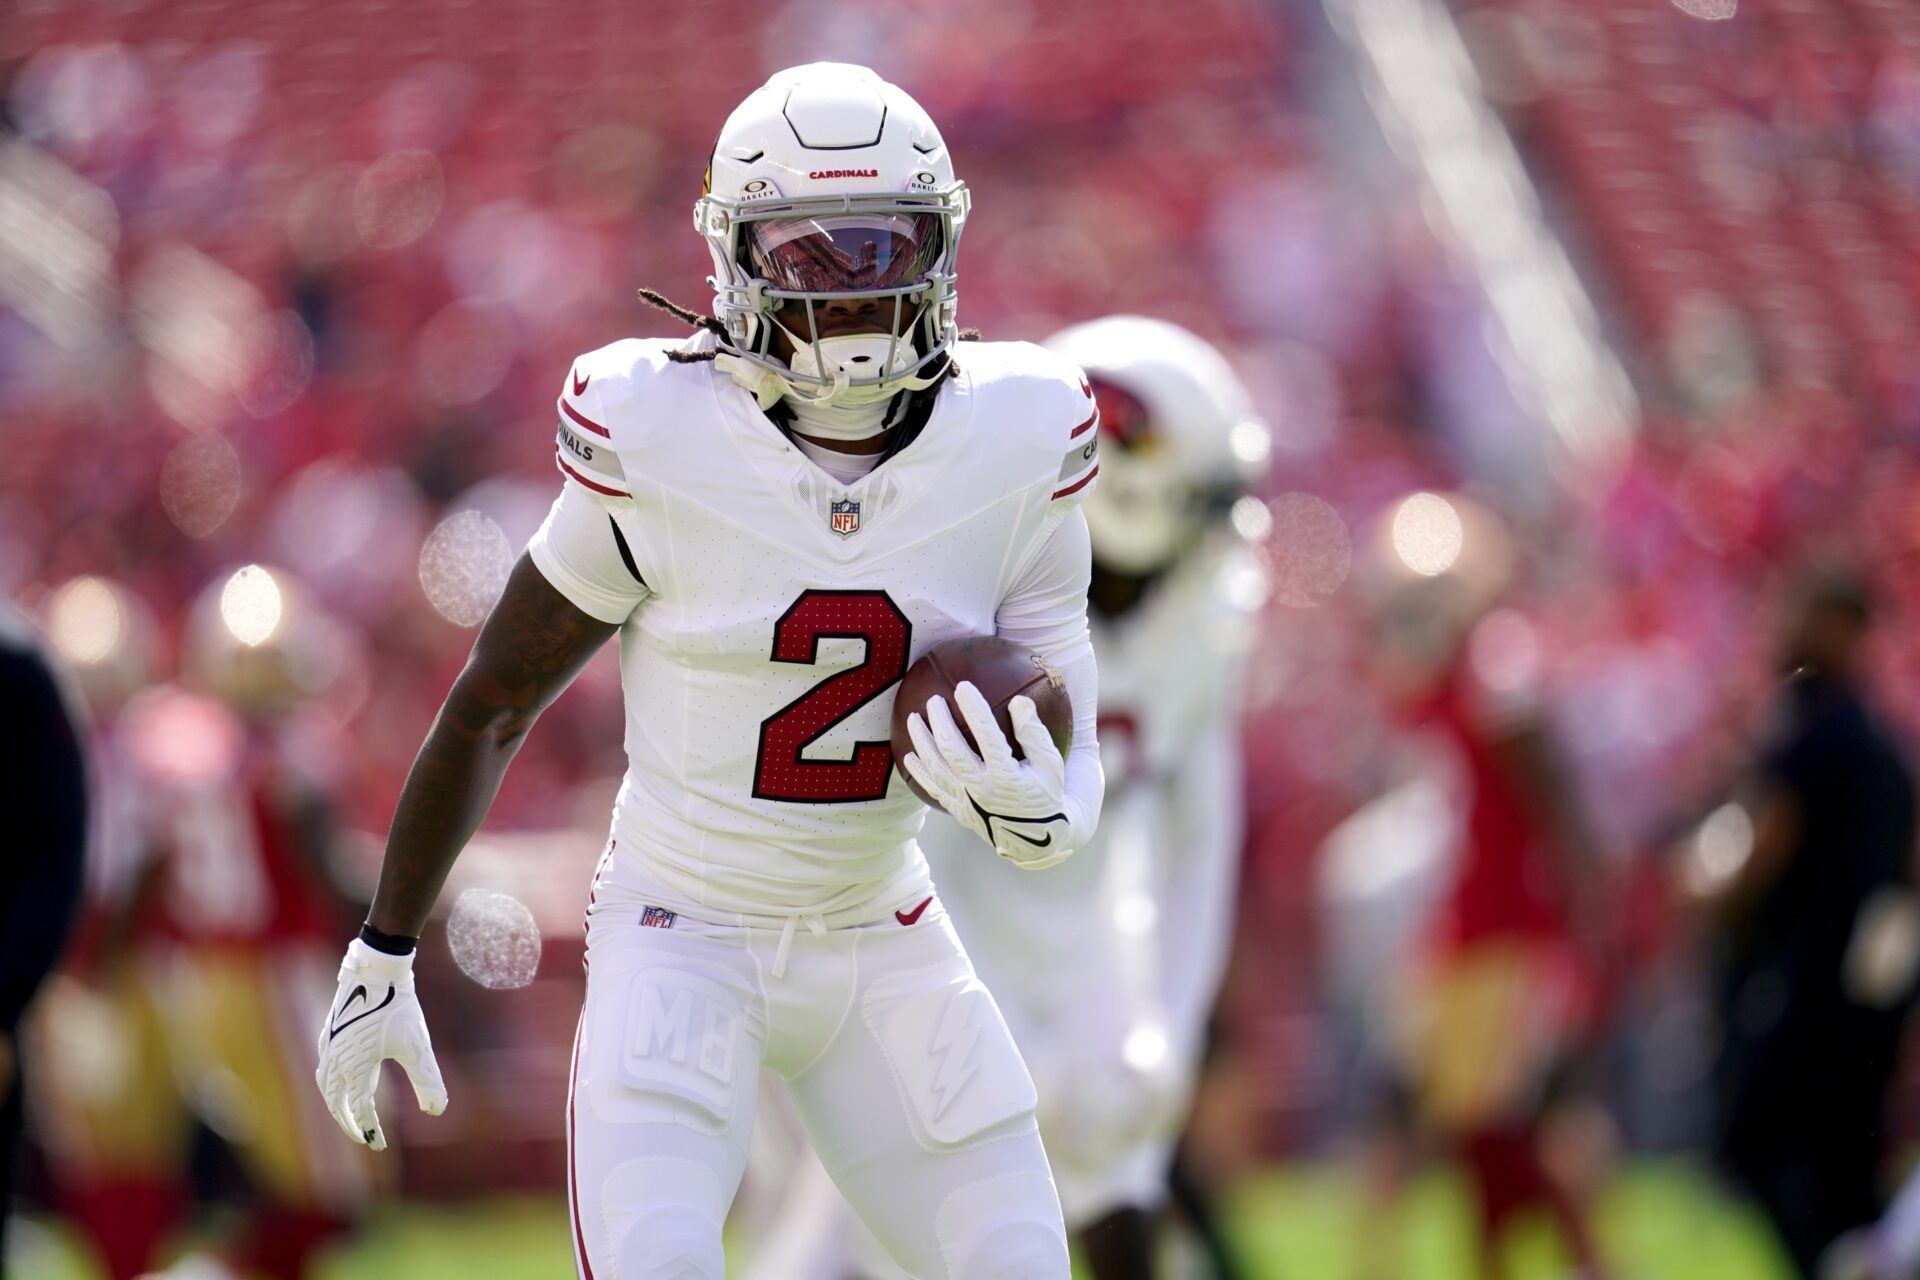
[612,1203,725,1280]
[599,1157,729,1280]
[955,1221,1071,1280]
[937,1169,1069,1280]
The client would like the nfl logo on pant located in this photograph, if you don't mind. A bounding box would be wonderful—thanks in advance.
[830,499,861,536]
[640,905,677,929]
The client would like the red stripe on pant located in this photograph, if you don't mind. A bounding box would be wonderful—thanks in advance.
[568,1012,596,1280]
[582,839,615,971]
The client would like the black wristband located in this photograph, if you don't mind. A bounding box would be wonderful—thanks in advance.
[358,921,418,957]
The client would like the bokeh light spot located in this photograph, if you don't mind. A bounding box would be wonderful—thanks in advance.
[354,150,444,250]
[1391,492,1464,576]
[1230,495,1273,543]
[47,577,122,666]
[219,565,283,646]
[1686,802,1754,896]
[1122,1024,1170,1072]
[1671,0,1736,18]
[1229,419,1272,469]
[1265,492,1351,607]
[446,889,542,990]
[419,509,513,627]
[160,433,242,539]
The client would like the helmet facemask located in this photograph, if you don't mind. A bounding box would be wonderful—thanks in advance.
[695,185,968,406]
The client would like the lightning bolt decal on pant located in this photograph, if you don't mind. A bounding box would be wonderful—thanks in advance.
[925,988,984,1120]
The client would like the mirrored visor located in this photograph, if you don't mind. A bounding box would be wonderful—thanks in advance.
[744,212,944,294]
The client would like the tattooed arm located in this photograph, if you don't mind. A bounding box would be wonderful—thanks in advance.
[366,555,618,938]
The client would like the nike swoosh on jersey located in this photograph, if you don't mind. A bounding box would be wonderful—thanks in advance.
[573,370,590,396]
[967,795,1065,847]
[895,896,933,926]
[328,984,397,1041]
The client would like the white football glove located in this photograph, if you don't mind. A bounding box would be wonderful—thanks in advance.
[315,938,446,1150]
[903,681,1075,869]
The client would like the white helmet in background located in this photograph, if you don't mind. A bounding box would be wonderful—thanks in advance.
[694,63,969,407]
[1045,316,1271,574]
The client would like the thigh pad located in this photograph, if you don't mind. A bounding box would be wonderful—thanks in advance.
[863,967,1038,1151]
[595,965,751,1134]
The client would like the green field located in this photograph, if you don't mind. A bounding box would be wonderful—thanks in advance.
[13,1161,1794,1279]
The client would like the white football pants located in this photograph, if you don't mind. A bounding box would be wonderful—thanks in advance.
[567,887,1070,1280]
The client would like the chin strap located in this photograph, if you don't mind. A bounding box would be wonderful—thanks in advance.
[714,351,789,410]
[715,342,943,415]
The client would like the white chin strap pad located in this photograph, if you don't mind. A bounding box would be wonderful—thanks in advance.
[786,333,913,386]
[777,328,922,406]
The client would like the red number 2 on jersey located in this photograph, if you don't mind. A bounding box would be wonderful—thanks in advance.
[752,590,913,803]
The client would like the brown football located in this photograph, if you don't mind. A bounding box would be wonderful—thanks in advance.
[890,635,1074,805]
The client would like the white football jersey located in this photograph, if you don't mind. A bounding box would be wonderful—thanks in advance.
[530,336,1100,923]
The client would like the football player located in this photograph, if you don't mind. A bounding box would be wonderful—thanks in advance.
[1358,496,1610,1280]
[312,63,1104,1280]
[37,569,370,1280]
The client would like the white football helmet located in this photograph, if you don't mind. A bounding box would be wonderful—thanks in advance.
[1045,316,1271,574]
[694,63,969,406]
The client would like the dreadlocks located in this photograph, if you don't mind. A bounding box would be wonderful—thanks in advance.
[637,288,725,362]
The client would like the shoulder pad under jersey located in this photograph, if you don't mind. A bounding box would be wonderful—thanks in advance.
[956,340,1101,510]
[551,337,709,504]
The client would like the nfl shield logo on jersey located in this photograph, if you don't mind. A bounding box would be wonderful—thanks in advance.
[829,498,861,537]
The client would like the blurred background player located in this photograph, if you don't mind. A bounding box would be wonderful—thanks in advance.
[32,569,369,1280]
[1353,494,1612,1280]
[0,597,89,1277]
[1687,572,1918,1279]
[750,316,1268,1280]
[941,316,1269,1280]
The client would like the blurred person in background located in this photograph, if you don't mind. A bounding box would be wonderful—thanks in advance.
[33,568,369,1280]
[1689,572,1917,1280]
[1359,495,1612,1280]
[312,62,1107,1280]
[919,317,1266,1280]
[748,317,1267,1280]
[0,598,89,1278]
[31,575,176,1280]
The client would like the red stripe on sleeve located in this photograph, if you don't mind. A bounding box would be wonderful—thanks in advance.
[1069,409,1098,439]
[561,398,611,438]
[1051,464,1099,501]
[555,448,631,498]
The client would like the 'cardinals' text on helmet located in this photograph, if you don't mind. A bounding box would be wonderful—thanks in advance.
[695,63,968,407]
[1045,316,1271,574]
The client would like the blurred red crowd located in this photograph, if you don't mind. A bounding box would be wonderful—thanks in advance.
[3,1,1919,1145]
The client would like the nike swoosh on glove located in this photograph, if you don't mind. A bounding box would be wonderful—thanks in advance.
[315,938,447,1150]
[903,681,1076,870]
